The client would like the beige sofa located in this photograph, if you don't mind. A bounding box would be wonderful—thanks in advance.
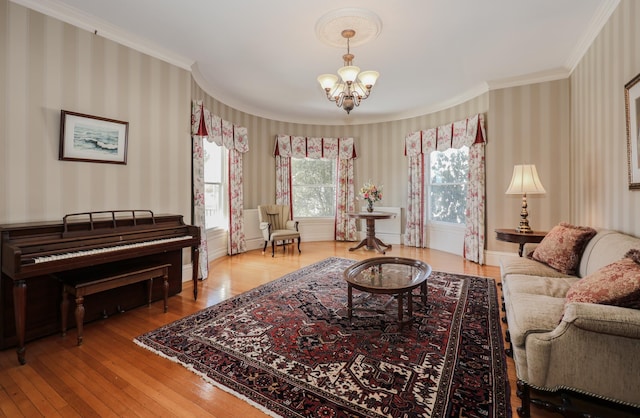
[500,228,640,416]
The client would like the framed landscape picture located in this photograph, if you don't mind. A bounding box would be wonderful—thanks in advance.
[625,73,640,189]
[59,110,129,164]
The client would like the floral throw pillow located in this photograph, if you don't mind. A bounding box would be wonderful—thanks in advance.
[565,249,640,309]
[531,223,597,275]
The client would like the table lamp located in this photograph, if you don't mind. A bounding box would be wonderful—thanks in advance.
[505,164,546,233]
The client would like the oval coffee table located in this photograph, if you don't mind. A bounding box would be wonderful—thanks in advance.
[343,257,432,326]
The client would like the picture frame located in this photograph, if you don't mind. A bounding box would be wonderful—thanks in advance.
[624,73,640,189]
[59,110,129,165]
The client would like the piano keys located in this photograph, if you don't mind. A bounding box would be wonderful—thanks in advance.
[1,210,200,364]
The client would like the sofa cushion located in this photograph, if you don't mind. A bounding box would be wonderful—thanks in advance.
[531,223,597,275]
[504,292,566,347]
[503,275,578,299]
[499,256,574,281]
[565,250,640,310]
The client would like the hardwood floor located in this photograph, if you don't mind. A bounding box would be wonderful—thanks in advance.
[0,242,559,417]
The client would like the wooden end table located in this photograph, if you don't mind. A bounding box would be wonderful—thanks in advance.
[495,228,547,257]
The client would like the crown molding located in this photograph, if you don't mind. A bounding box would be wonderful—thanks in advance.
[9,0,194,71]
[386,83,490,124]
[564,0,620,73]
[487,68,570,91]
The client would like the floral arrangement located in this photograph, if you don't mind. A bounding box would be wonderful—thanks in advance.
[360,181,383,211]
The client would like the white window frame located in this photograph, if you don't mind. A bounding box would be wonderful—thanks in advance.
[425,147,468,255]
[203,140,228,231]
[290,157,337,219]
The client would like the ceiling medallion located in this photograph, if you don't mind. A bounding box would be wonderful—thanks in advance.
[315,8,382,48]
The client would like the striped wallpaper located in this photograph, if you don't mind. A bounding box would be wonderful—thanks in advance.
[487,79,572,253]
[0,0,192,225]
[192,80,489,222]
[571,0,640,236]
[2,0,638,261]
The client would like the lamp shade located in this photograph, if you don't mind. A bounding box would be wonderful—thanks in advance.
[317,74,338,90]
[358,70,379,87]
[337,65,360,83]
[505,165,546,195]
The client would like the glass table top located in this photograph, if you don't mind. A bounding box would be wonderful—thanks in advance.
[344,257,431,292]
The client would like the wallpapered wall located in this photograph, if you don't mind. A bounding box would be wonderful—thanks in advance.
[487,80,572,253]
[191,80,489,213]
[0,0,192,225]
[192,75,573,255]
[571,0,640,236]
[2,0,638,259]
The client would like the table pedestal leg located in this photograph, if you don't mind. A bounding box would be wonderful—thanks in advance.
[348,219,392,254]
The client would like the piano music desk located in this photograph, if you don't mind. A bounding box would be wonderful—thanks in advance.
[59,263,171,346]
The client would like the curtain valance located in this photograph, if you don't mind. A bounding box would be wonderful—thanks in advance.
[191,100,249,153]
[274,135,357,160]
[404,114,485,156]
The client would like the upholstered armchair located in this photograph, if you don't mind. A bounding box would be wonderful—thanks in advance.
[258,205,301,257]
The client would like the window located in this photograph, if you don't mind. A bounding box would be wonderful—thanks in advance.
[291,158,336,217]
[203,140,227,229]
[428,146,469,224]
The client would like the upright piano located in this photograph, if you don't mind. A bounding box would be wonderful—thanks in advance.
[1,210,200,364]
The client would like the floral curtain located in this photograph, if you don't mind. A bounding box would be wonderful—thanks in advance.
[274,135,357,241]
[191,132,209,279]
[191,101,249,271]
[404,114,486,264]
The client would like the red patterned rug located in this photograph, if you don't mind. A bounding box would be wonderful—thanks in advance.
[134,257,511,417]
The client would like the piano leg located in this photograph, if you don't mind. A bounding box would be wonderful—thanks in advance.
[162,271,169,313]
[61,287,69,337]
[13,280,27,365]
[192,246,200,300]
[75,295,85,346]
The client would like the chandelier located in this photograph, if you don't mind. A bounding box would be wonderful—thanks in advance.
[317,29,379,114]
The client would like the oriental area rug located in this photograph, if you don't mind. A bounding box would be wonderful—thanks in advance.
[134,257,511,418]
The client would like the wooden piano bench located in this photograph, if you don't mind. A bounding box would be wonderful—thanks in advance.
[58,263,171,346]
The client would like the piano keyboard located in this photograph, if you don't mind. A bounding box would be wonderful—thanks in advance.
[30,235,194,264]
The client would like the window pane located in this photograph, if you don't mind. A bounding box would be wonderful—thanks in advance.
[291,158,336,217]
[203,140,226,230]
[291,158,335,185]
[430,184,467,223]
[430,147,468,184]
[204,183,225,229]
[204,140,222,183]
[429,146,468,224]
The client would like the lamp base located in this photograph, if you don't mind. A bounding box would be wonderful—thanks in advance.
[516,193,534,233]
[516,223,534,234]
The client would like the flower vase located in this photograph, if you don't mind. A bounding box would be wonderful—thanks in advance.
[366,201,374,212]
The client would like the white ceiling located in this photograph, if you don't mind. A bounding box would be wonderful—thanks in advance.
[15,0,618,125]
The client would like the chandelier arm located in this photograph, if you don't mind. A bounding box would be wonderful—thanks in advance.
[324,90,339,103]
[353,80,372,101]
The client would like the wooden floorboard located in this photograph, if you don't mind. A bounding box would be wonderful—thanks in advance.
[0,241,570,417]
